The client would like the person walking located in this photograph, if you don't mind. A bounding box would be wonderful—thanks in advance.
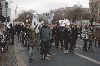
[88,25,95,50]
[71,25,79,49]
[28,25,37,62]
[59,26,65,50]
[63,25,71,54]
[16,24,21,40]
[9,23,15,45]
[53,23,60,50]
[81,25,89,52]
[40,22,52,60]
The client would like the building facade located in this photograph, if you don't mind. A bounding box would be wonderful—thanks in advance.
[0,0,2,22]
[89,0,100,23]
[2,0,11,17]
[0,0,11,22]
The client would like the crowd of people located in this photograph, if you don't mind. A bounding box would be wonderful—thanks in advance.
[1,21,99,61]
[15,22,98,59]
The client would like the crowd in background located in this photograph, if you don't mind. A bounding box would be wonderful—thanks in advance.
[1,21,99,61]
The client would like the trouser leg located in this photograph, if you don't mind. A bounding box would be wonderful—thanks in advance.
[83,40,88,51]
[19,33,22,42]
[29,47,33,59]
[73,40,77,49]
[17,33,20,40]
[88,41,92,49]
[94,38,97,47]
[59,39,64,48]
[74,40,77,48]
[12,36,14,45]
[40,47,43,58]
[69,39,76,52]
[55,39,59,49]
[48,41,52,55]
[11,35,14,45]
[69,42,74,52]
[40,41,45,58]
[64,39,69,50]
[44,41,49,59]
[22,36,24,44]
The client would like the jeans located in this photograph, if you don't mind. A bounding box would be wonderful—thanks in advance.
[29,47,36,59]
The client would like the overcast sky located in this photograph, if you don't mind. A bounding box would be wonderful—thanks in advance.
[8,0,89,19]
[11,0,89,13]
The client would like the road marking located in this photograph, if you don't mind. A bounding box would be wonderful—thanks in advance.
[75,48,78,50]
[80,46,83,48]
[47,54,52,57]
[75,53,100,65]
[52,54,57,56]
[46,57,51,61]
[81,40,83,41]
[76,45,79,47]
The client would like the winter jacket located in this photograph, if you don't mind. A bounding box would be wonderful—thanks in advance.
[59,26,65,39]
[40,26,52,42]
[63,28,71,40]
[71,27,79,40]
[28,29,36,47]
[52,26,60,39]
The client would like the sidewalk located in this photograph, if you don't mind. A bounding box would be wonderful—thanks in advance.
[14,36,29,66]
[0,45,17,66]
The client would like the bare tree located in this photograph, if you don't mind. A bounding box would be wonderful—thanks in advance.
[52,4,89,24]
[14,10,36,24]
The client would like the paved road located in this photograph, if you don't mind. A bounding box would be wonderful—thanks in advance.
[1,35,99,66]
[0,43,17,66]
[14,35,100,66]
